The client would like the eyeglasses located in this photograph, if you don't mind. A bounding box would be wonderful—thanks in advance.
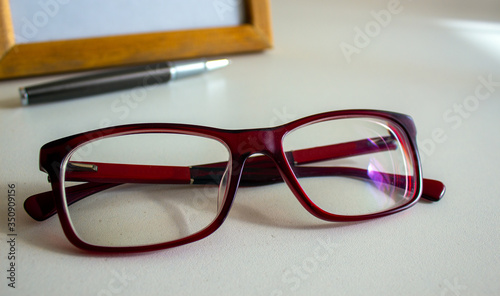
[24,110,445,252]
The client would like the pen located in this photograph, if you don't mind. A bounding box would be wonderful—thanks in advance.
[19,58,230,105]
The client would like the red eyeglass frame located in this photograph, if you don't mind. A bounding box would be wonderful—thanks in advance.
[24,110,446,252]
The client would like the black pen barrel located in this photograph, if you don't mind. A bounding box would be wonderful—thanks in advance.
[19,58,230,105]
[20,63,171,105]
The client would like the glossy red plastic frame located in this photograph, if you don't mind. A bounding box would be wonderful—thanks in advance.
[24,110,446,252]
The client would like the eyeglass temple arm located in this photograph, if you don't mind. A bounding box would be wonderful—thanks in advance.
[214,154,445,202]
[190,137,444,202]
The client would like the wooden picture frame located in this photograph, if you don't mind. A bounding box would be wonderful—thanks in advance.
[0,0,272,79]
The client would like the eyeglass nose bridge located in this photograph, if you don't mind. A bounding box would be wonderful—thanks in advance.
[215,128,287,216]
[221,128,291,191]
[230,128,283,158]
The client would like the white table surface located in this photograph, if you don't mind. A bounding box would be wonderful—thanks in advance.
[1,0,499,295]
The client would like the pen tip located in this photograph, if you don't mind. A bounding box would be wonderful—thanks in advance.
[205,59,231,71]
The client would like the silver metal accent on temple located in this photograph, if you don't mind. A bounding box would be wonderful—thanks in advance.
[67,162,98,172]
